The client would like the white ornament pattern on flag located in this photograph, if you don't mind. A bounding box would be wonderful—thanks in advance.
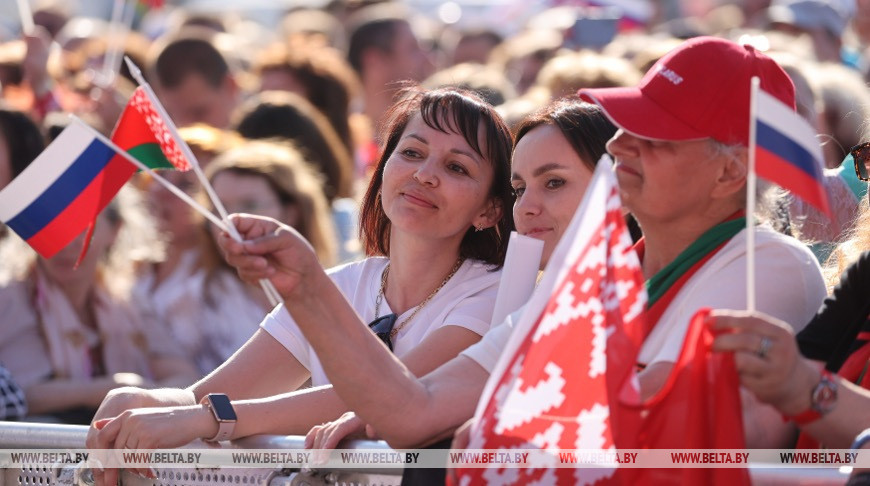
[494,362,566,433]
[458,174,645,486]
[130,88,190,170]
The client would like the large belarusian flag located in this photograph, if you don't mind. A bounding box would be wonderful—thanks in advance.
[111,87,190,171]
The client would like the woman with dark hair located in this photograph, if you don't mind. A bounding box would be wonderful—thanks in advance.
[295,99,617,456]
[0,106,45,190]
[87,87,515,469]
[234,90,360,262]
[0,107,46,240]
[233,90,354,202]
[254,39,360,158]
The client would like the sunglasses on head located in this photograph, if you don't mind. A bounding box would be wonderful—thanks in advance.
[368,313,398,352]
[852,142,870,182]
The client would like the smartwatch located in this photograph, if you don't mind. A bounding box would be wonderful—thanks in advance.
[783,369,838,426]
[200,393,237,442]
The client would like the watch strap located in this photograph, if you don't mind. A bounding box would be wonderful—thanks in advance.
[782,369,837,426]
[201,394,236,442]
[785,407,822,426]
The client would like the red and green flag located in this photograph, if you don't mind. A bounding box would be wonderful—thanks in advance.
[135,0,164,18]
[111,86,190,171]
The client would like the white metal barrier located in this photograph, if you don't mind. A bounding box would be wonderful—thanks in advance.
[0,423,402,486]
[0,422,851,486]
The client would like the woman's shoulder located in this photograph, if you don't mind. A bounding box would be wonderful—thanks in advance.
[460,259,503,279]
[326,256,388,280]
[442,259,503,295]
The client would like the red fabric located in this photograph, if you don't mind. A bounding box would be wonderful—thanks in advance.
[22,145,136,259]
[111,87,190,171]
[458,180,645,485]
[634,209,744,350]
[797,341,870,449]
[756,146,831,217]
[625,309,750,485]
[633,239,728,344]
[457,169,749,484]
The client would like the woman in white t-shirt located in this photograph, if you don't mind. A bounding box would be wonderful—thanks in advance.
[294,99,619,452]
[201,100,612,456]
[86,87,515,467]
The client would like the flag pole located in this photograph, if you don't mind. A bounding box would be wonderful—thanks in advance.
[16,0,34,35]
[122,57,283,306]
[97,0,134,88]
[122,56,239,236]
[69,116,231,232]
[746,77,760,313]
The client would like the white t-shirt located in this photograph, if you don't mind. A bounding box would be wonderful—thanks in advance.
[132,251,266,375]
[461,226,826,373]
[638,226,825,365]
[262,257,502,386]
[461,307,523,374]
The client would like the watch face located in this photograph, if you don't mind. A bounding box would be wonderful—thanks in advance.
[812,375,838,414]
[209,394,237,421]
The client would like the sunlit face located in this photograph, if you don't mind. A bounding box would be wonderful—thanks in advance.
[38,211,117,287]
[380,113,499,246]
[146,171,200,248]
[212,170,295,225]
[512,125,593,267]
[386,23,433,83]
[158,74,237,129]
[606,129,723,224]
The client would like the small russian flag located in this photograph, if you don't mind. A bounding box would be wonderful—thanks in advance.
[754,88,830,216]
[0,122,135,258]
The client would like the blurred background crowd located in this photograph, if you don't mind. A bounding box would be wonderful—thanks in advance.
[0,0,868,424]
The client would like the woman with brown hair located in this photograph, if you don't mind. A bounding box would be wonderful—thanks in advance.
[87,87,515,476]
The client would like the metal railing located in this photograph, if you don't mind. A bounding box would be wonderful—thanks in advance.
[0,422,851,486]
[0,423,402,486]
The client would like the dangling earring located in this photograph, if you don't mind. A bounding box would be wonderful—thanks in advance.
[474,224,484,232]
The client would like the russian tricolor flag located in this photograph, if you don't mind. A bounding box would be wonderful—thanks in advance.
[754,88,831,216]
[0,122,135,258]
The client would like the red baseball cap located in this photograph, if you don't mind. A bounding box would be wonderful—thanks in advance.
[578,36,795,146]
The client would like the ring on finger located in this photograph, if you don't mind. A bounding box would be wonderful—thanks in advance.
[756,336,773,359]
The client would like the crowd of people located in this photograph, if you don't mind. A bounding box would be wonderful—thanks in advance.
[2,0,870,483]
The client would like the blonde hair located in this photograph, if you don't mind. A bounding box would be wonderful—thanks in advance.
[179,124,243,158]
[824,198,870,289]
[206,140,337,267]
[535,50,641,100]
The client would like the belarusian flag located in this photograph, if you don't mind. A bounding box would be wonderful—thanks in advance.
[458,161,644,485]
[111,87,190,171]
